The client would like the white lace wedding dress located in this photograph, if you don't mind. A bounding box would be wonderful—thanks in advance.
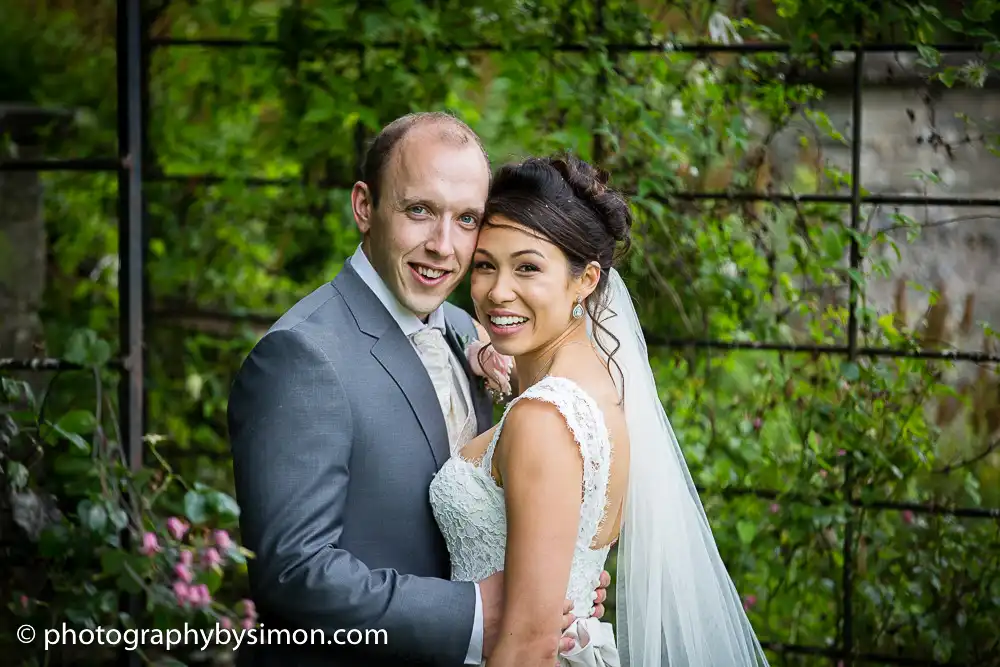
[429,375,620,666]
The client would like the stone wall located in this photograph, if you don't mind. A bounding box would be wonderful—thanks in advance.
[0,106,56,362]
[768,53,999,349]
[769,52,1000,446]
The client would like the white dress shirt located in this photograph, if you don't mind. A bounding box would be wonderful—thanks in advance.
[349,244,485,665]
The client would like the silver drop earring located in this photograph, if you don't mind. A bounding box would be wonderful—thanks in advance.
[572,296,584,320]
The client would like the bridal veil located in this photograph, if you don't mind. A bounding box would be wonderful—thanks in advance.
[590,268,770,667]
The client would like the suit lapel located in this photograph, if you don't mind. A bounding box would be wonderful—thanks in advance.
[372,330,450,468]
[335,264,450,469]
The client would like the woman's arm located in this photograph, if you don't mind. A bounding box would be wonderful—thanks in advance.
[487,398,584,667]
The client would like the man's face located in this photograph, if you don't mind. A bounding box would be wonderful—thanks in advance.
[352,129,490,319]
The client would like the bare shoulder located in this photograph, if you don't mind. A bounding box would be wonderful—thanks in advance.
[503,396,571,438]
[495,396,583,472]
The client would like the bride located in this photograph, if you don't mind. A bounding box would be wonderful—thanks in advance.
[429,155,769,667]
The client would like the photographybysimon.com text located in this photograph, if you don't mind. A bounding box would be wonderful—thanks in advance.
[18,622,388,652]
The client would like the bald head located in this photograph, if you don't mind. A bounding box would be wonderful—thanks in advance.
[361,112,491,206]
[349,113,490,321]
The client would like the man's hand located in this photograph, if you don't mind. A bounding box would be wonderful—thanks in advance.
[558,570,611,653]
[593,570,610,618]
[479,571,504,657]
[482,569,612,656]
[558,599,577,652]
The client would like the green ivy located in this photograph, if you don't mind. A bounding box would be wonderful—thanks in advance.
[3,0,999,664]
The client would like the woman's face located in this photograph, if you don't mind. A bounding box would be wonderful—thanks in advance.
[471,216,593,357]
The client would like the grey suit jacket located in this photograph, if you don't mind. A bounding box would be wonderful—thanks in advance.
[228,262,494,667]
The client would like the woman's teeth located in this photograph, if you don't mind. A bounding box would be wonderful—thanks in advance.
[490,315,528,327]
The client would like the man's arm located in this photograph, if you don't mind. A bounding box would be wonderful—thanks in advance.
[228,328,476,664]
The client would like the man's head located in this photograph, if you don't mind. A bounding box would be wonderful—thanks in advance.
[351,112,492,320]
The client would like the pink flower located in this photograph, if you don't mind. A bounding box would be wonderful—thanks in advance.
[203,547,223,568]
[752,417,762,430]
[819,469,828,478]
[179,549,194,567]
[242,617,256,630]
[167,517,189,541]
[466,340,513,395]
[769,503,780,514]
[139,532,160,556]
[901,510,914,525]
[20,595,29,609]
[837,449,847,457]
[189,584,211,607]
[743,595,757,610]
[213,530,232,550]
[242,599,257,619]
[174,563,193,583]
[221,617,233,629]
[173,581,190,605]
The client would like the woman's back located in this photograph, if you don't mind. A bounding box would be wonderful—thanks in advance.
[546,344,630,551]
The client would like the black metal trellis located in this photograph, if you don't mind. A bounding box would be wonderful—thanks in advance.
[1,3,999,666]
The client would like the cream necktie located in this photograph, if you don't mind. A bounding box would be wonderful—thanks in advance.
[410,327,468,450]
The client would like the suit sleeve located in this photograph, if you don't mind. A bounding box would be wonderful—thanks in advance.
[228,327,477,664]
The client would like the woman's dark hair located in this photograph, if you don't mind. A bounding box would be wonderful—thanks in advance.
[478,154,633,399]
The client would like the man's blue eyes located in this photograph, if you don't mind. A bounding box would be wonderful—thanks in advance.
[408,207,477,225]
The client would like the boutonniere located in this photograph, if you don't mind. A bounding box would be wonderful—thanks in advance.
[460,334,513,404]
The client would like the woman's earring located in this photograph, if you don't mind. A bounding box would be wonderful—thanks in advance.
[572,296,585,320]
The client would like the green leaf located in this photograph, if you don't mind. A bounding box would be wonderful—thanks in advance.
[822,229,845,261]
[58,410,96,434]
[151,658,189,667]
[116,571,143,595]
[65,606,95,627]
[737,520,757,545]
[100,549,127,576]
[201,567,223,593]
[183,490,208,524]
[7,460,29,490]
[63,329,112,367]
[2,377,35,405]
[78,499,108,533]
[99,590,118,614]
[207,490,241,520]
[53,453,99,477]
[915,43,940,67]
[48,409,97,452]
[50,423,91,453]
[964,0,998,22]
[840,361,860,382]
[109,507,129,531]
[39,524,70,558]
[128,467,157,490]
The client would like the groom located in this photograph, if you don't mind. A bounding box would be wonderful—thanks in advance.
[227,112,608,667]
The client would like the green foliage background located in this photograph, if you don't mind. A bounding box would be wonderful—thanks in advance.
[2,1,1000,665]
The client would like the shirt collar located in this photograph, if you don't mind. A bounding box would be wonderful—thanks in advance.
[349,243,447,337]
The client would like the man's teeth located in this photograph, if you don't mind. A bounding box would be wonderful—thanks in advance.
[415,266,446,279]
[491,315,528,326]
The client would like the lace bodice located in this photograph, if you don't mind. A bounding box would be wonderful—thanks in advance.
[428,375,613,618]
